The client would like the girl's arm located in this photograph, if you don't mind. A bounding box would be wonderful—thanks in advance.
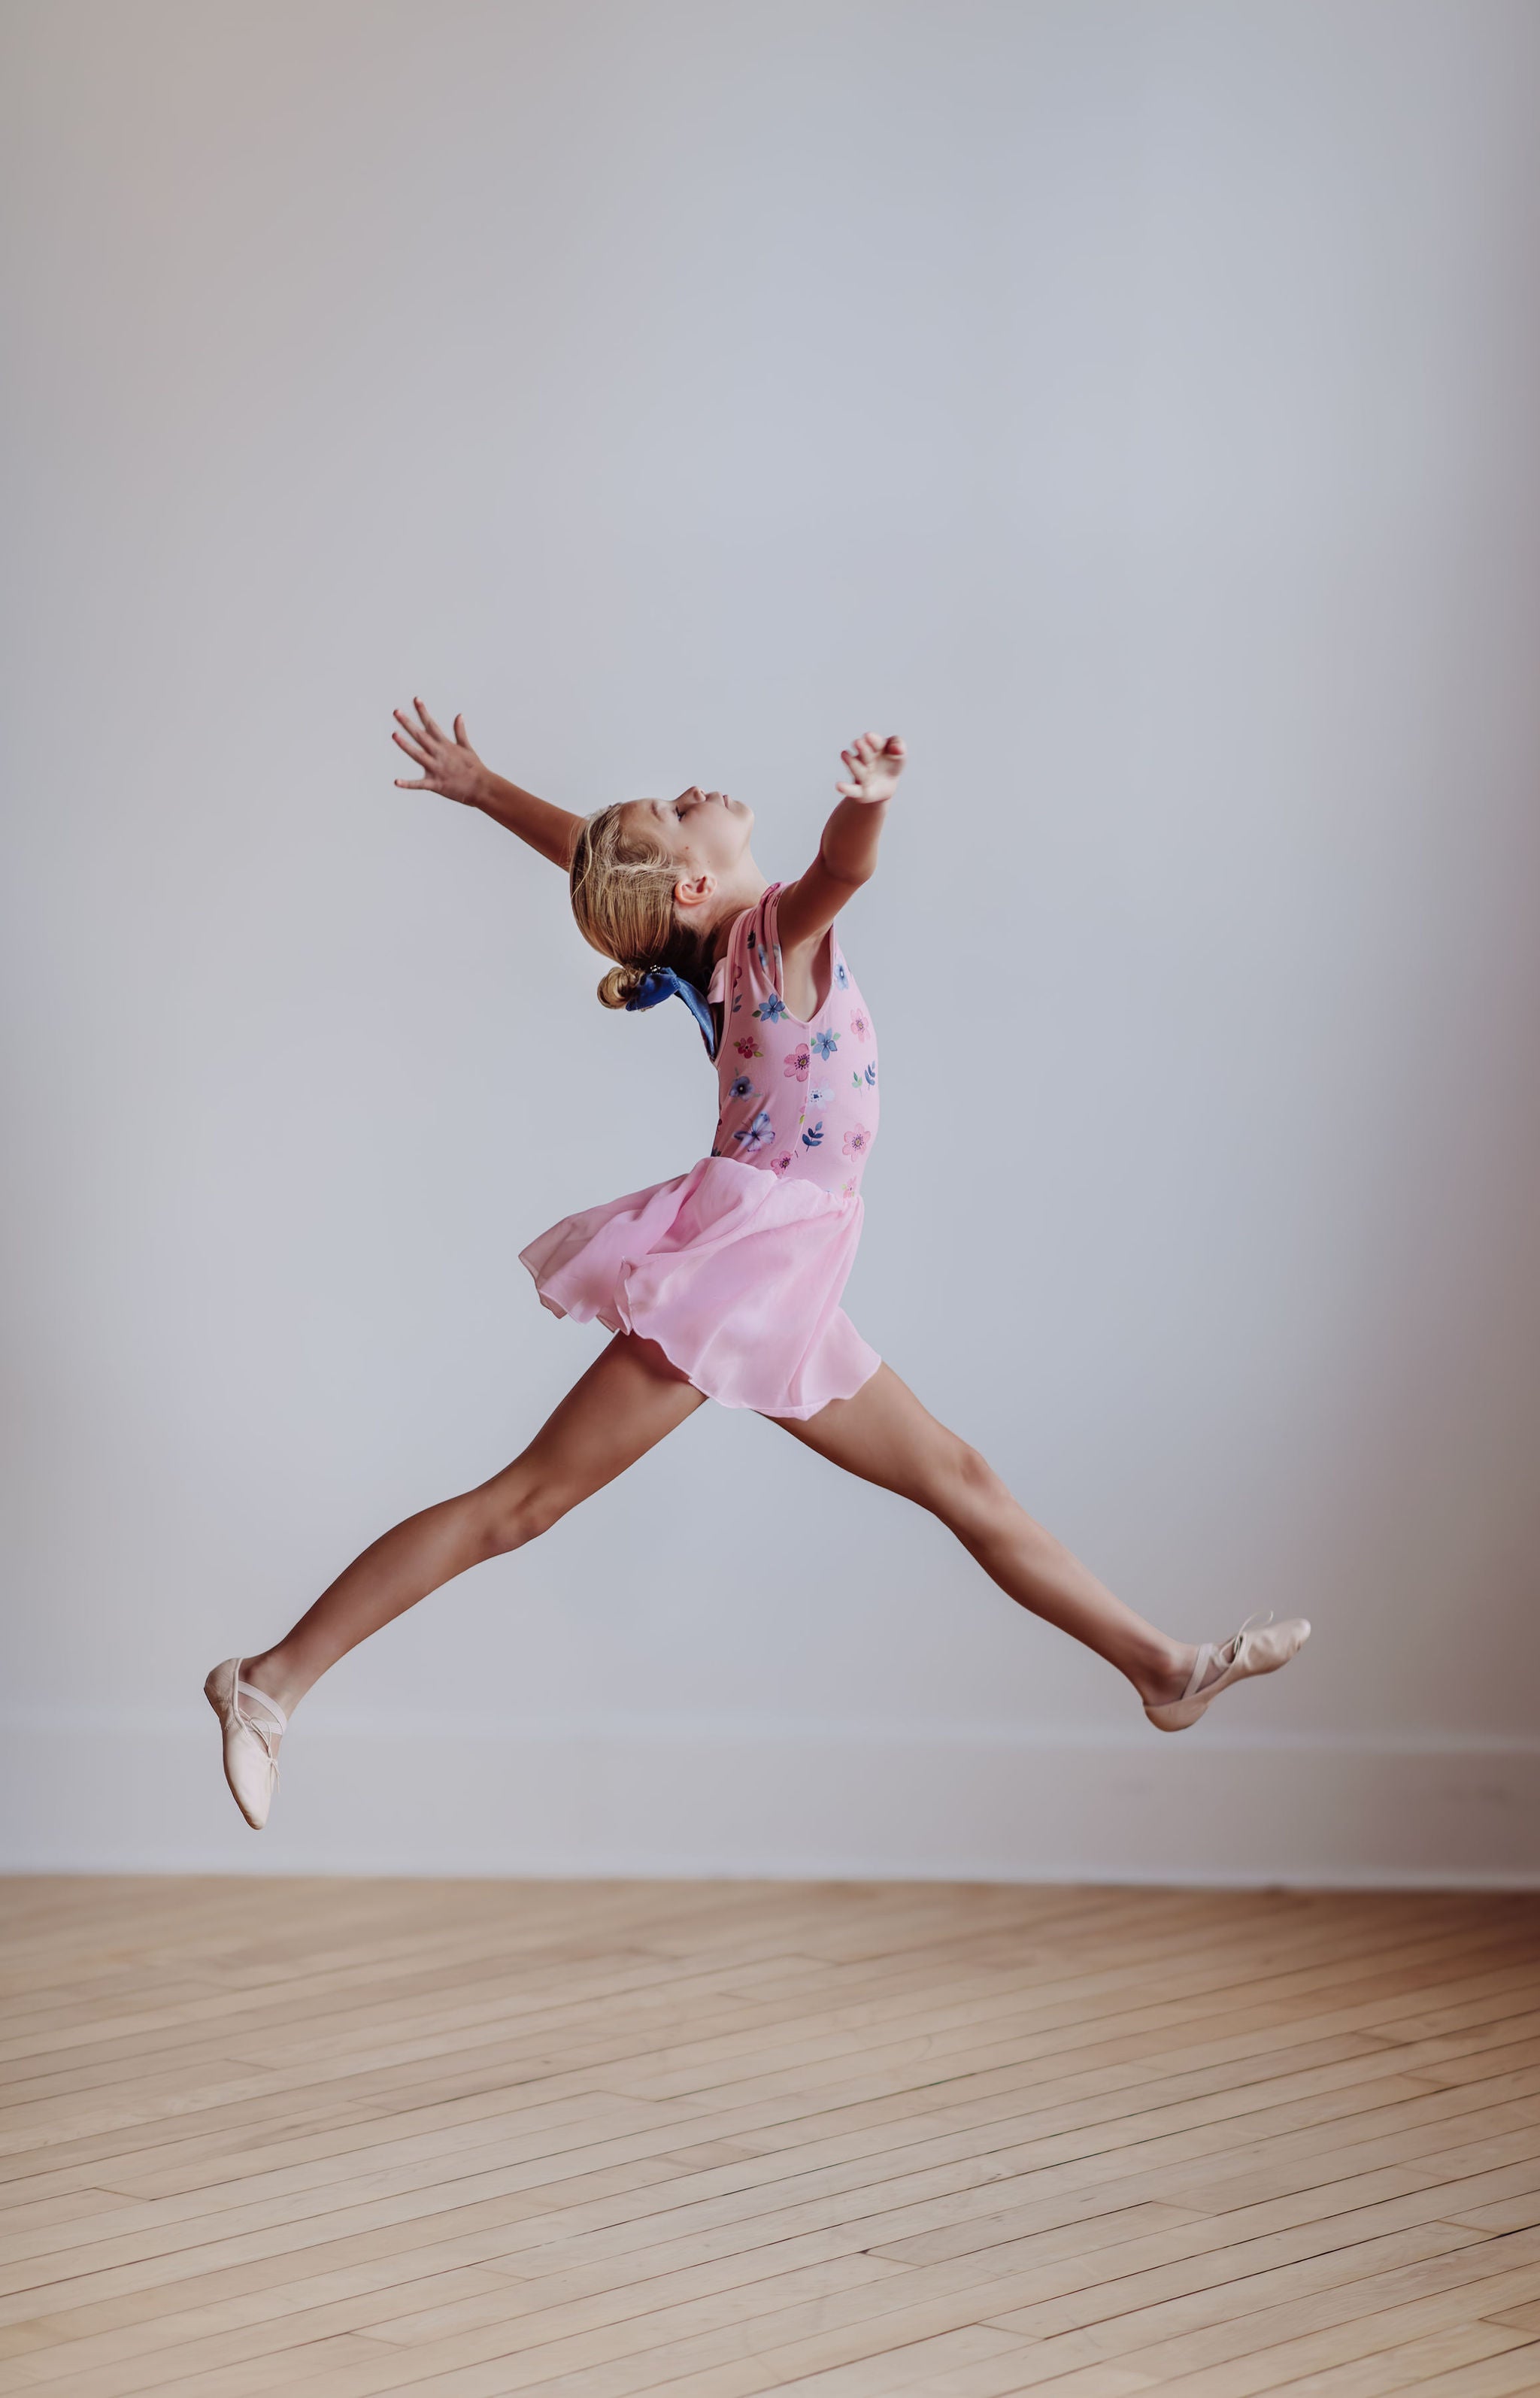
[391,698,582,871]
[776,732,905,957]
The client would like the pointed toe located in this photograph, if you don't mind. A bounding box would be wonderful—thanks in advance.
[1144,1610,1311,1734]
[224,1721,277,1829]
[204,1657,287,1830]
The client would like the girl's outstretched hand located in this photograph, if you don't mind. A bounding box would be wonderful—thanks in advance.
[835,731,905,805]
[391,697,488,807]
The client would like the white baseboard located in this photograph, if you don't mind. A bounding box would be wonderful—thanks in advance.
[5,1713,1538,1885]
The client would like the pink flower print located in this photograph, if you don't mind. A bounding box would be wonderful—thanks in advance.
[783,1042,811,1081]
[769,1149,794,1177]
[848,1009,870,1041]
[841,1123,872,1160]
[734,1035,762,1060]
[840,1176,857,1198]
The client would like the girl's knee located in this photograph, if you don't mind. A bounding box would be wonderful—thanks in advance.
[930,1440,1014,1536]
[480,1483,574,1556]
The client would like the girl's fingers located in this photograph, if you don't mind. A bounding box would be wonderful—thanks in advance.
[413,696,447,742]
[453,714,469,742]
[838,729,905,790]
[392,727,431,765]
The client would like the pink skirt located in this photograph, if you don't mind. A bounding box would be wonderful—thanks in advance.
[518,1154,881,1420]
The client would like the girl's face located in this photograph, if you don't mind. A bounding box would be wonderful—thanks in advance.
[620,786,762,933]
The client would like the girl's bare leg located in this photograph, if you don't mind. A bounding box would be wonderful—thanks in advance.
[238,1331,708,1725]
[765,1362,1210,1711]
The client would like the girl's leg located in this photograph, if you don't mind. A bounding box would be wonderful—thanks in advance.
[238,1331,708,1723]
[763,1362,1205,1711]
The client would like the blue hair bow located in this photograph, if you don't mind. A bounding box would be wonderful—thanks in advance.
[624,964,717,1060]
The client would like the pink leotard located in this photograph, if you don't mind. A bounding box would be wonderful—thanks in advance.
[518,881,881,1419]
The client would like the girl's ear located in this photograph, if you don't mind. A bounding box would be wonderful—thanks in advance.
[674,869,717,916]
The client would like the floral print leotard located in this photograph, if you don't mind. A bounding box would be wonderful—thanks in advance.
[706,881,878,1199]
[517,879,882,1420]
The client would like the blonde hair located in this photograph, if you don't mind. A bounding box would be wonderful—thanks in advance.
[570,802,719,1010]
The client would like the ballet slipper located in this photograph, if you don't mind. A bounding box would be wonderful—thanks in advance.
[203,1657,287,1828]
[1144,1609,1311,1733]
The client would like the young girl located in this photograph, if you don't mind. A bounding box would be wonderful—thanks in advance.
[205,701,1310,1828]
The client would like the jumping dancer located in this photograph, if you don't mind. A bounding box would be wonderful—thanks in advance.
[206,702,1310,1827]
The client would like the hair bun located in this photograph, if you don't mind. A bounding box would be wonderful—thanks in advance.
[597,962,646,1010]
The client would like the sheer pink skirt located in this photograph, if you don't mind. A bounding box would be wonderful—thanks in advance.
[518,1154,881,1420]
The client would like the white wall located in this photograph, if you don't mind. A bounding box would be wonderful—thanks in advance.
[4,0,1538,1884]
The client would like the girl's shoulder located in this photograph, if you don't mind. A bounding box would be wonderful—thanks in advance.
[711,881,866,1029]
[744,886,798,1029]
[706,884,781,1004]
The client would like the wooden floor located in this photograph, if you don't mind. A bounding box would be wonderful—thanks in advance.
[3,1885,1540,2397]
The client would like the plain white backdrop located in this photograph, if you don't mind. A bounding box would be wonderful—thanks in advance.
[3,0,1538,1879]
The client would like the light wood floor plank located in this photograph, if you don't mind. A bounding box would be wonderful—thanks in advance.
[0,1881,1535,2396]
